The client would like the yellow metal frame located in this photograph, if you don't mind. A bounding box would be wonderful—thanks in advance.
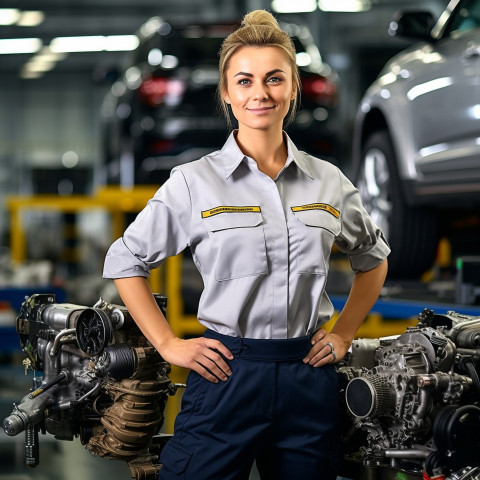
[7,186,158,260]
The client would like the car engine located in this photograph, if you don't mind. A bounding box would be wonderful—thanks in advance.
[2,293,180,480]
[339,308,480,480]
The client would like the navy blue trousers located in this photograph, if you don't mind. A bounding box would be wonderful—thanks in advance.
[159,330,341,480]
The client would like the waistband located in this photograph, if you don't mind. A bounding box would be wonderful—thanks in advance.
[204,329,312,362]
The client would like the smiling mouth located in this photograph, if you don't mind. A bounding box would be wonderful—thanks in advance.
[247,106,276,113]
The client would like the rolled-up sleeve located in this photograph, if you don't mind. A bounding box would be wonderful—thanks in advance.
[103,169,192,279]
[335,170,390,273]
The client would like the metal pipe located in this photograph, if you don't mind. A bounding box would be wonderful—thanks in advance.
[384,448,431,458]
[28,371,68,399]
[49,328,76,356]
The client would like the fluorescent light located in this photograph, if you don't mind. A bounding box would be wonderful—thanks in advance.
[17,11,45,27]
[318,0,371,12]
[272,0,316,13]
[0,8,21,25]
[34,46,67,62]
[20,70,43,79]
[105,35,139,52]
[0,38,42,54]
[50,35,139,53]
[23,61,56,73]
[50,36,106,53]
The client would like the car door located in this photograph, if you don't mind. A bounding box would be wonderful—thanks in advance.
[409,0,480,185]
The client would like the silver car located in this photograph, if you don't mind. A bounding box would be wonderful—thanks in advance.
[352,0,480,278]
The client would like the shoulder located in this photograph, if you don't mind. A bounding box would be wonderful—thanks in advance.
[171,150,224,183]
[299,150,344,182]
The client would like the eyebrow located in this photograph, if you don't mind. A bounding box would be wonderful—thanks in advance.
[233,69,286,78]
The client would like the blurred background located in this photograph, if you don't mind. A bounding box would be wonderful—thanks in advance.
[2,0,480,479]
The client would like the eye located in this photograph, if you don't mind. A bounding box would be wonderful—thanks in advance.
[237,78,251,86]
[267,76,282,84]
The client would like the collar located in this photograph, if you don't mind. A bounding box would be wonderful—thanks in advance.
[221,130,314,180]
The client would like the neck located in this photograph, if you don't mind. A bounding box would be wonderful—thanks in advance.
[235,127,287,179]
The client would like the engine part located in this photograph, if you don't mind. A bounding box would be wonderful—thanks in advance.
[447,466,480,480]
[339,308,480,479]
[2,293,179,480]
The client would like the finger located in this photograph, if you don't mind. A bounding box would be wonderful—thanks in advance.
[311,352,335,368]
[204,339,234,360]
[201,354,230,380]
[304,343,333,365]
[203,340,233,375]
[195,363,221,383]
[311,329,327,344]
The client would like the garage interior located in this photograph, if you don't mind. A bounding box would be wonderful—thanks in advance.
[1,0,480,479]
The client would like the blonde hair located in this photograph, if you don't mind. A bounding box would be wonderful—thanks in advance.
[217,10,300,129]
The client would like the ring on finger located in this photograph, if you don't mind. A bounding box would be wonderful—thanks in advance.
[331,350,337,362]
[326,342,334,353]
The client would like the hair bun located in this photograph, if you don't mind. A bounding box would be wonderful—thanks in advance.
[241,10,280,30]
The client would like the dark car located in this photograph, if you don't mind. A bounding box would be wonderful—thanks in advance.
[99,16,339,186]
[352,0,480,279]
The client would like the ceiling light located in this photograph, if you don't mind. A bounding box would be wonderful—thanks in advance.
[0,8,21,25]
[105,35,139,52]
[50,35,139,53]
[50,36,106,53]
[34,46,67,62]
[140,17,165,37]
[20,70,43,79]
[272,0,316,12]
[23,60,56,73]
[17,11,45,27]
[318,0,371,12]
[0,38,42,54]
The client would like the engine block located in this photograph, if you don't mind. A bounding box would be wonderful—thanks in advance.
[339,308,480,479]
[2,293,179,480]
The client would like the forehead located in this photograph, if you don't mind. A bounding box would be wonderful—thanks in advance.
[227,45,291,74]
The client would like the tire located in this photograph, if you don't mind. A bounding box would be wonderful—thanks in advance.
[356,130,437,279]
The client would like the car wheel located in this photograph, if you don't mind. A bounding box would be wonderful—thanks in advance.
[356,130,437,278]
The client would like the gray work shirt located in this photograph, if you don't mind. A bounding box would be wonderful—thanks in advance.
[103,131,390,339]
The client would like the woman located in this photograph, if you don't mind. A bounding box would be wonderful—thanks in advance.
[103,10,389,480]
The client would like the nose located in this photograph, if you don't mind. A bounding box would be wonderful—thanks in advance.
[252,84,268,101]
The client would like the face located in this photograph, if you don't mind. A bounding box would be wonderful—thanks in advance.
[223,45,296,133]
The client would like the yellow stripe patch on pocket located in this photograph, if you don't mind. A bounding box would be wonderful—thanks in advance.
[201,205,261,218]
[291,203,340,218]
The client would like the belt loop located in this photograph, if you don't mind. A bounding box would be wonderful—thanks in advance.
[236,338,249,357]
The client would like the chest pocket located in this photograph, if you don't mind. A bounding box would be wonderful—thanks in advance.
[202,211,268,281]
[292,209,341,275]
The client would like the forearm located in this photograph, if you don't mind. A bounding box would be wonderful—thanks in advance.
[113,276,233,382]
[331,258,388,347]
[114,276,176,352]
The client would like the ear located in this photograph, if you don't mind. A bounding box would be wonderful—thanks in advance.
[224,94,231,105]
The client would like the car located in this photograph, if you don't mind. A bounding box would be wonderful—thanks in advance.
[352,0,480,279]
[99,15,339,187]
